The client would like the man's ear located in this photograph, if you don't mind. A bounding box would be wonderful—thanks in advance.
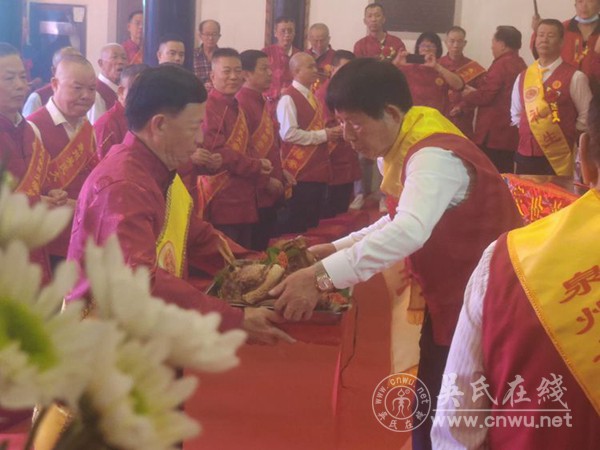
[579,132,599,186]
[149,114,166,135]
[383,104,405,124]
[50,77,59,94]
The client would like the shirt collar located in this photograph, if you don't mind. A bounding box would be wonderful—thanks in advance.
[210,88,238,107]
[46,97,85,129]
[537,56,563,71]
[98,73,119,93]
[292,79,311,96]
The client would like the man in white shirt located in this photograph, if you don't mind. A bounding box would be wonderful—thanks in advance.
[87,43,127,124]
[432,89,600,450]
[271,58,522,450]
[276,52,341,233]
[510,18,592,175]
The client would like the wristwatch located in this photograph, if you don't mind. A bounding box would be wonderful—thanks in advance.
[315,261,335,292]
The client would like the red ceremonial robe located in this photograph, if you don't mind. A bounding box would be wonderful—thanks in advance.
[93,101,127,160]
[235,86,283,208]
[262,44,301,104]
[122,38,143,65]
[66,132,250,331]
[96,78,118,113]
[399,64,451,115]
[463,50,527,151]
[438,54,486,138]
[353,33,406,60]
[309,47,336,85]
[201,89,264,224]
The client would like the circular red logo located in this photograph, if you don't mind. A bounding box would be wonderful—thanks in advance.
[371,373,431,432]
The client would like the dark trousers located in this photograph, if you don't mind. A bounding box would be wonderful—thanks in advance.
[481,146,515,174]
[413,314,451,450]
[214,223,253,249]
[323,183,354,218]
[514,153,556,175]
[286,181,327,233]
[250,206,278,251]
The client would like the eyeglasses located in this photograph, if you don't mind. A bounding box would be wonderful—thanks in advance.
[202,33,221,38]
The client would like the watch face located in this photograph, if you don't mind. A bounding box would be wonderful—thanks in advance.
[317,275,334,291]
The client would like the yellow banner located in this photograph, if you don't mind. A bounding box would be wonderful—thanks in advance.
[156,175,193,278]
[507,189,600,415]
[523,63,574,176]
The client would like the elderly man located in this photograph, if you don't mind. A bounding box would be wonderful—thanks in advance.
[121,10,143,64]
[512,19,592,176]
[462,26,527,173]
[87,43,128,124]
[432,87,600,450]
[22,46,81,116]
[262,16,301,107]
[276,52,341,233]
[353,2,406,61]
[194,19,221,90]
[199,48,272,248]
[271,59,522,450]
[307,23,335,85]
[27,54,98,258]
[156,34,186,66]
[67,64,292,345]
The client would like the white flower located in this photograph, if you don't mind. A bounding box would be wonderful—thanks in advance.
[85,235,246,372]
[86,335,200,450]
[0,184,72,249]
[0,240,107,409]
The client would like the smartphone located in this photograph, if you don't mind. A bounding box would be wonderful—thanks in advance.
[406,54,426,64]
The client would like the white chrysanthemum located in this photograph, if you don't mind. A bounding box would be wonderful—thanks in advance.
[0,184,72,249]
[0,240,107,409]
[85,236,246,372]
[86,335,200,450]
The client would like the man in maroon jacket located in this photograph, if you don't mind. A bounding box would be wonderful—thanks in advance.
[200,48,272,248]
[462,26,527,173]
[353,2,406,61]
[307,23,336,87]
[88,43,128,124]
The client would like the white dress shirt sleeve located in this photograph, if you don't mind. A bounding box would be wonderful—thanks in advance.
[87,92,106,125]
[276,94,328,145]
[510,74,522,127]
[322,147,470,288]
[570,70,593,132]
[430,241,496,450]
[22,92,43,117]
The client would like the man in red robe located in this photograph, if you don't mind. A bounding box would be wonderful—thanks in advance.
[94,63,148,160]
[237,50,285,250]
[200,48,272,248]
[353,2,406,61]
[270,59,523,450]
[315,50,360,216]
[262,17,301,109]
[276,52,341,233]
[88,43,127,124]
[156,34,186,66]
[307,23,336,88]
[439,26,487,138]
[28,55,98,258]
[67,64,291,344]
[121,10,143,65]
[462,26,527,173]
[512,19,592,176]
[432,85,600,450]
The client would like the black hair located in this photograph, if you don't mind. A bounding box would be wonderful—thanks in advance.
[415,32,443,59]
[275,16,295,26]
[0,42,19,58]
[494,26,522,50]
[128,10,143,23]
[158,33,184,46]
[365,2,385,14]
[240,50,268,72]
[446,26,466,36]
[332,50,355,67]
[326,58,412,119]
[121,63,149,82]
[537,19,565,39]
[126,64,207,131]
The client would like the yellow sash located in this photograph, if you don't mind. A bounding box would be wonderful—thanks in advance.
[251,104,275,159]
[381,106,465,198]
[455,60,486,84]
[507,189,600,415]
[197,109,250,217]
[16,133,50,197]
[156,175,193,278]
[282,100,325,178]
[523,63,574,176]
[46,121,96,190]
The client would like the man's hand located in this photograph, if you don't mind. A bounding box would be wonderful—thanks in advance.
[207,153,223,171]
[308,243,336,260]
[191,147,214,166]
[392,50,408,67]
[43,189,69,207]
[242,307,296,345]
[266,177,284,197]
[282,169,297,187]
[461,85,477,97]
[325,125,343,141]
[449,105,463,117]
[259,158,273,175]
[204,81,214,92]
[531,14,541,32]
[270,266,320,321]
[424,53,438,69]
